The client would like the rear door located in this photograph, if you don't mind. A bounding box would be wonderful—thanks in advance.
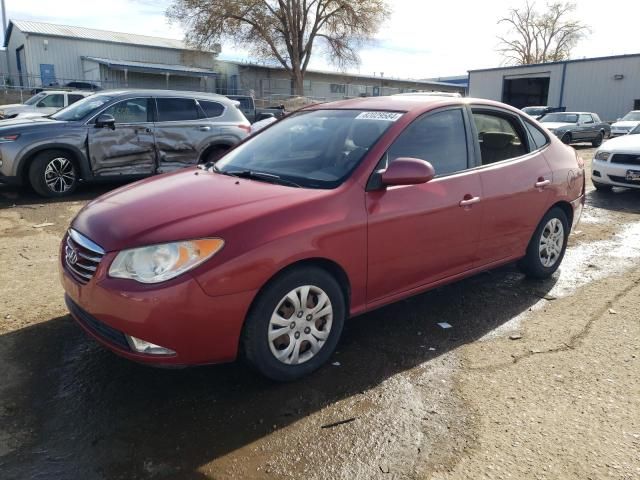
[366,107,484,303]
[469,107,553,265]
[154,97,215,173]
[87,97,156,176]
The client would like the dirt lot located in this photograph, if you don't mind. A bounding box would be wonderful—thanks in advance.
[1,147,639,480]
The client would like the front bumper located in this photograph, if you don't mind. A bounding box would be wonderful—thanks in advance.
[60,258,257,366]
[592,159,640,189]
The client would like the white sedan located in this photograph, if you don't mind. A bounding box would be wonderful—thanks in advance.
[591,125,640,191]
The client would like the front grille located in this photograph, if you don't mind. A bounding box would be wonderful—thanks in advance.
[65,295,131,351]
[611,153,640,166]
[608,175,640,185]
[64,229,105,284]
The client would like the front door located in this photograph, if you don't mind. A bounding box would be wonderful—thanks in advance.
[39,64,56,87]
[88,98,156,176]
[366,107,484,304]
[470,108,553,264]
[154,97,212,173]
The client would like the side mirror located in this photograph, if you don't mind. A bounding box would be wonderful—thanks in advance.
[95,114,116,130]
[381,158,435,186]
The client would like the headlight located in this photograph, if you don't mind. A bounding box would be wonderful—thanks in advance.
[594,151,611,161]
[109,238,224,283]
[0,134,20,142]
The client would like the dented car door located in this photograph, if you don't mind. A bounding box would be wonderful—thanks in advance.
[88,98,156,176]
[154,97,213,173]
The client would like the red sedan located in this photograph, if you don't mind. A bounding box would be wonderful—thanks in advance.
[60,96,585,381]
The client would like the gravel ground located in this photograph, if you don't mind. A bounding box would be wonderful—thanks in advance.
[0,146,639,479]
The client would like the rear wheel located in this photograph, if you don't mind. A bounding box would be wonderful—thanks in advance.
[28,150,79,197]
[241,266,345,381]
[592,132,604,147]
[518,207,569,279]
[592,180,612,191]
[561,133,572,145]
[201,145,230,165]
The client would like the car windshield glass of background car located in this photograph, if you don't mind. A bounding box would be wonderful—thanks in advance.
[24,92,47,106]
[540,113,578,123]
[51,94,115,121]
[214,109,402,189]
[621,112,640,121]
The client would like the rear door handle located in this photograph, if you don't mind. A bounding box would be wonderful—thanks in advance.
[535,179,551,188]
[459,196,481,207]
[198,126,211,131]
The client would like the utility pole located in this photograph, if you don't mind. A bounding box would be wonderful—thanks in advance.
[1,0,8,79]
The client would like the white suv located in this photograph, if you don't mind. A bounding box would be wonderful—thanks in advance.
[610,110,640,137]
[591,124,640,191]
[0,90,93,120]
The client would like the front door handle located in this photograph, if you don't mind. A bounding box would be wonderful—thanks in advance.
[459,195,481,207]
[535,179,551,188]
[198,126,211,131]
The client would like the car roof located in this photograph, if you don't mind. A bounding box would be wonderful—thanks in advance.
[304,95,519,114]
[96,89,233,103]
[36,90,92,95]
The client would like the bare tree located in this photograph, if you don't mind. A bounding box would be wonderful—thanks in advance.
[167,0,389,96]
[497,1,590,65]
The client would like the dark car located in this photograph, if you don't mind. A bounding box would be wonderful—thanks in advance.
[0,90,250,197]
[539,112,611,147]
[60,95,585,381]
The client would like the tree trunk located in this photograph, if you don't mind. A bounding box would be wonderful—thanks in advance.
[292,67,304,96]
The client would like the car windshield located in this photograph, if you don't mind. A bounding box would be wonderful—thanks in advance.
[51,94,115,121]
[540,113,578,123]
[630,124,640,135]
[621,112,640,121]
[214,109,402,189]
[24,92,47,106]
[523,107,545,116]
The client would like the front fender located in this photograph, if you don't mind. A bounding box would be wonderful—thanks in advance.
[15,139,90,180]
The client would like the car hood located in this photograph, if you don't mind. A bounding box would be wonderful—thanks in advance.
[0,116,67,130]
[72,168,332,252]
[600,134,640,152]
[0,104,33,113]
[541,122,575,130]
[611,121,640,128]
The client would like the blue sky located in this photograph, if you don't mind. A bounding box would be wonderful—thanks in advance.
[4,0,640,79]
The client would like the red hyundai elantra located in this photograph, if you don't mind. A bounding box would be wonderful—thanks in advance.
[60,96,584,381]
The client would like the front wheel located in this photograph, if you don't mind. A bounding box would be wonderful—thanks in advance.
[241,266,346,381]
[518,207,569,279]
[592,132,604,147]
[561,133,572,145]
[28,150,79,197]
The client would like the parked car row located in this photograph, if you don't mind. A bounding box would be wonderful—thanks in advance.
[0,90,250,196]
[537,111,610,147]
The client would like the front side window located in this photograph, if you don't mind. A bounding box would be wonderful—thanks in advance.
[198,100,224,118]
[38,94,64,108]
[156,98,200,122]
[215,109,401,189]
[384,109,469,176]
[579,114,593,124]
[101,98,150,123]
[25,92,46,106]
[473,112,527,165]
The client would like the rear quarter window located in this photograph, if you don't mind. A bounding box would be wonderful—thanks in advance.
[524,120,549,150]
[198,100,225,118]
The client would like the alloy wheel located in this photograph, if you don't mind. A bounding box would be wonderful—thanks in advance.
[538,218,564,268]
[267,285,333,365]
[44,157,76,193]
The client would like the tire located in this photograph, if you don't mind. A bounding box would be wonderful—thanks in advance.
[241,266,346,381]
[592,180,613,191]
[592,132,603,147]
[200,145,230,165]
[518,207,569,279]
[561,133,572,145]
[28,150,79,198]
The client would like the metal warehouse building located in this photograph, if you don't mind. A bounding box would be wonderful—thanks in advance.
[468,54,640,122]
[4,20,220,91]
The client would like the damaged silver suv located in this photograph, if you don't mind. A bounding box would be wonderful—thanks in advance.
[0,90,250,197]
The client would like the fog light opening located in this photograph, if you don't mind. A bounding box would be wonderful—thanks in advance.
[593,170,601,177]
[125,335,176,355]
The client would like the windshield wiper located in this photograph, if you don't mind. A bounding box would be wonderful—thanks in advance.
[223,169,301,188]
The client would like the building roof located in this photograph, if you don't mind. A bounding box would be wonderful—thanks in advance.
[4,19,196,51]
[468,53,640,74]
[218,59,464,89]
[83,57,217,77]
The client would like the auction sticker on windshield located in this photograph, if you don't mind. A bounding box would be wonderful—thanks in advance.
[355,111,403,121]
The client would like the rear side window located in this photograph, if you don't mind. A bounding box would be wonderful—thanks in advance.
[156,98,199,122]
[386,109,468,176]
[68,94,85,105]
[198,100,224,118]
[524,121,549,150]
[472,112,528,165]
